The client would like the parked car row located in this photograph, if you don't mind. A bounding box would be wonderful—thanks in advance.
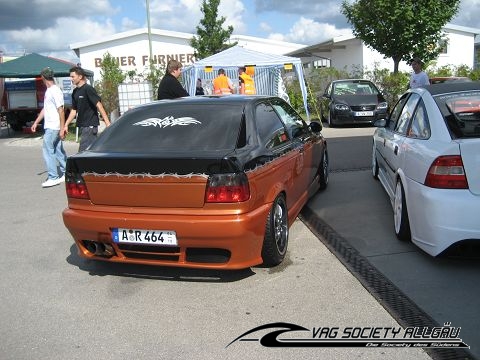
[62,78,479,267]
[318,77,474,127]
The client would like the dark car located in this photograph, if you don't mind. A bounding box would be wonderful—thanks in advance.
[62,95,329,270]
[320,79,388,127]
[429,76,472,84]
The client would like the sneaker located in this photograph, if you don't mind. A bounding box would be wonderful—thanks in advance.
[42,178,61,188]
[58,174,65,183]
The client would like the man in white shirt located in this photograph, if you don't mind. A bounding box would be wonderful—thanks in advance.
[32,67,68,188]
[409,57,430,89]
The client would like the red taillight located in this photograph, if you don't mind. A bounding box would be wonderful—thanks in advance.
[424,155,468,189]
[65,173,90,199]
[205,173,250,203]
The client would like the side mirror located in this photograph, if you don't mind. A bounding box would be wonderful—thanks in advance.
[309,120,322,133]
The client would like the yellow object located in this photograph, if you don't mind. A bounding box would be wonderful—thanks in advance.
[245,65,255,76]
[213,75,232,94]
[239,73,256,95]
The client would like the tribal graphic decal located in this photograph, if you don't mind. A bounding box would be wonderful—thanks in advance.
[82,172,209,179]
[133,116,201,128]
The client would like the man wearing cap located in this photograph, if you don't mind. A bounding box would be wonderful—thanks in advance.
[409,57,430,89]
[31,67,68,188]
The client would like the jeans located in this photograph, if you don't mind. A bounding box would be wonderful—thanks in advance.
[42,128,67,180]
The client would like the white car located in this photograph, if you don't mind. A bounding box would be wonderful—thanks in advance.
[372,82,480,256]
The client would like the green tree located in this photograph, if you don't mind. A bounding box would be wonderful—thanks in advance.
[94,52,126,116]
[341,0,460,73]
[190,0,236,59]
[141,62,165,100]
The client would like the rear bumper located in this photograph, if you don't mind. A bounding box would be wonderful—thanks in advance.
[405,177,480,256]
[63,203,272,269]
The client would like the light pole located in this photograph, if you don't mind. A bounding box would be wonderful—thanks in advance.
[146,0,153,69]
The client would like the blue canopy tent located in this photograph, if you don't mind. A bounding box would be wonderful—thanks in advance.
[182,46,310,119]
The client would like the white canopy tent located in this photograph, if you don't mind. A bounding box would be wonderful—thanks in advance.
[183,45,310,119]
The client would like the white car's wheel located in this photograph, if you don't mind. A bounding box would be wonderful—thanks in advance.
[394,180,411,241]
[372,141,379,179]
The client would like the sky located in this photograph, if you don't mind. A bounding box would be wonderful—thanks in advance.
[0,0,479,63]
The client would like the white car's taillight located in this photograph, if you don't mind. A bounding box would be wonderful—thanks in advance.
[205,173,250,203]
[65,172,90,199]
[424,155,468,189]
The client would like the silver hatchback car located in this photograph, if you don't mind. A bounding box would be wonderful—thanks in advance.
[372,82,480,256]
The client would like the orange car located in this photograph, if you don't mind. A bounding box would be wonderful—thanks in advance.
[63,96,328,269]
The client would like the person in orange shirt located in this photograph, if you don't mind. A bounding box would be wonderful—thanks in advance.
[213,68,234,95]
[238,66,256,95]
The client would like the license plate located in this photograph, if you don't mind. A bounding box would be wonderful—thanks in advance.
[112,228,178,246]
[355,111,374,116]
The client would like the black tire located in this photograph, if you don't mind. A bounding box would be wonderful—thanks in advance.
[394,180,411,241]
[319,149,329,190]
[372,141,379,179]
[328,109,335,128]
[262,194,288,267]
[321,109,327,123]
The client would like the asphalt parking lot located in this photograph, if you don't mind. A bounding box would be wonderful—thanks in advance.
[306,125,478,360]
[0,128,433,359]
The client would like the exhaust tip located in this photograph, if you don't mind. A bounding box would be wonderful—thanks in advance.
[82,240,115,257]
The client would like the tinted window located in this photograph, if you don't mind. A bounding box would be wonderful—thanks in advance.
[395,93,420,135]
[270,99,308,139]
[255,102,289,149]
[90,103,243,152]
[388,95,409,131]
[408,101,431,139]
[434,90,480,138]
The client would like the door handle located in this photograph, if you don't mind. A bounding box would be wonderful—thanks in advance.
[394,145,398,155]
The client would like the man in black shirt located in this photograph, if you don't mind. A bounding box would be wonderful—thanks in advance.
[157,60,189,100]
[64,66,111,152]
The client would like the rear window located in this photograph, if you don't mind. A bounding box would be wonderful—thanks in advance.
[90,103,244,152]
[435,91,480,138]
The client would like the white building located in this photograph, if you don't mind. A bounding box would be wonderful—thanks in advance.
[70,28,306,81]
[288,24,480,74]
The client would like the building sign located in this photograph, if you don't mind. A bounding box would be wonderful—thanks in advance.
[94,53,196,68]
